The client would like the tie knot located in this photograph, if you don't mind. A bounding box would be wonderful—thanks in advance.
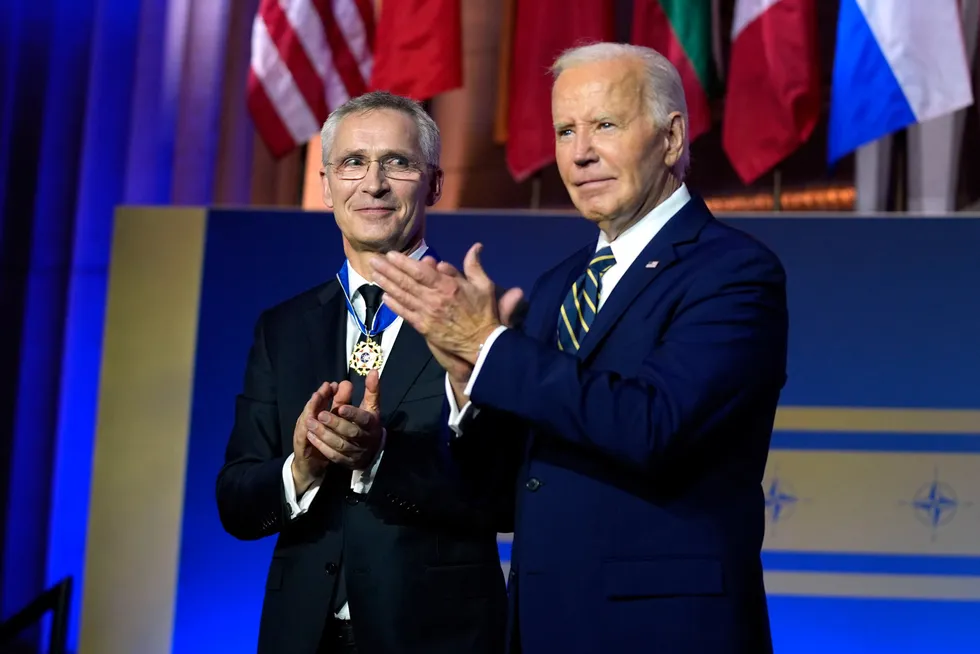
[357,284,384,326]
[588,246,616,276]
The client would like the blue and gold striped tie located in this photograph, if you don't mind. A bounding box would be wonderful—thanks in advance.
[557,246,616,352]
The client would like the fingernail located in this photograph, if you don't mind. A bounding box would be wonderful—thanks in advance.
[306,418,318,430]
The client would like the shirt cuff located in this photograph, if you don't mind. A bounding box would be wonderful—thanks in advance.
[282,453,321,519]
[463,325,508,397]
[351,428,386,494]
[446,373,477,437]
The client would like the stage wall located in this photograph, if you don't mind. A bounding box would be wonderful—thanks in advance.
[81,207,980,653]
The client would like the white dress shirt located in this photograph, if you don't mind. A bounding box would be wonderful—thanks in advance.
[446,185,692,432]
[280,240,428,620]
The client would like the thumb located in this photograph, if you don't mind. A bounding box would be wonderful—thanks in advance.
[463,243,490,287]
[498,287,525,327]
[360,369,381,414]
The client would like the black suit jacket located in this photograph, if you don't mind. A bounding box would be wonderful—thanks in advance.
[216,278,514,654]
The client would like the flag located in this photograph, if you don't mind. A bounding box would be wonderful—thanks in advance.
[370,0,463,100]
[630,0,717,142]
[505,0,615,182]
[827,0,974,164]
[722,0,821,184]
[247,0,374,159]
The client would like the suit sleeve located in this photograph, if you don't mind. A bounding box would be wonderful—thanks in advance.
[215,311,291,540]
[363,404,523,533]
[468,246,788,472]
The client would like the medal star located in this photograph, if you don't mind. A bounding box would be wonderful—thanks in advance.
[350,339,384,376]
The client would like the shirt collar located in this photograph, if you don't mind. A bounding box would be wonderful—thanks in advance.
[597,184,691,269]
[347,239,429,298]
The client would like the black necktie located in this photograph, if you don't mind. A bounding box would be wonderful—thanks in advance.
[332,283,384,615]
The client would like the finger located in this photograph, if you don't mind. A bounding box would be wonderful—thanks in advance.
[359,370,381,414]
[305,382,333,418]
[371,268,424,313]
[380,293,425,333]
[312,411,360,440]
[463,243,491,287]
[370,254,431,296]
[436,261,461,277]
[383,251,442,285]
[331,380,354,410]
[498,287,525,327]
[421,255,438,268]
[336,404,377,428]
[306,433,355,466]
[308,416,363,449]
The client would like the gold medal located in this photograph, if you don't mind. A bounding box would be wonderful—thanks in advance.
[349,338,384,376]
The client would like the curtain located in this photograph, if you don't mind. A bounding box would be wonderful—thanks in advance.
[0,0,303,649]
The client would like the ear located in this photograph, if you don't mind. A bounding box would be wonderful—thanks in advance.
[320,169,335,210]
[425,167,444,207]
[663,111,686,169]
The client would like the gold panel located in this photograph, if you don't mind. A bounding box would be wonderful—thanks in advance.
[79,207,207,654]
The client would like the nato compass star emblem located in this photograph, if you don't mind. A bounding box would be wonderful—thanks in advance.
[902,468,974,541]
[763,475,807,532]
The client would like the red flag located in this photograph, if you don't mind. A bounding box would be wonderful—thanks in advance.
[722,0,821,184]
[247,0,374,158]
[505,0,615,182]
[370,0,463,100]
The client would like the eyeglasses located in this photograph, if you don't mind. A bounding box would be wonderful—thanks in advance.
[326,155,431,181]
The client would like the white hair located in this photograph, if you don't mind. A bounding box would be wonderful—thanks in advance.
[551,42,690,180]
[320,90,441,167]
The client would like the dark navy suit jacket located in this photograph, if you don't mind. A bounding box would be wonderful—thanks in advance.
[461,195,788,653]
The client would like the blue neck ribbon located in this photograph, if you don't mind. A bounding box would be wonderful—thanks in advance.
[336,246,438,339]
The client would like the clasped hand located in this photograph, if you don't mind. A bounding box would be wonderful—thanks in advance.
[368,243,524,382]
[291,371,383,493]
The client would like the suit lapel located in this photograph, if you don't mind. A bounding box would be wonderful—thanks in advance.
[379,323,432,424]
[304,280,349,387]
[529,246,593,343]
[305,277,433,425]
[576,196,713,360]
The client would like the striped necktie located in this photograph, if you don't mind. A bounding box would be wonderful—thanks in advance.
[557,246,616,352]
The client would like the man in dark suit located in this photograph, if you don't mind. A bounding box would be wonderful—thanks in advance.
[370,44,789,653]
[216,91,512,654]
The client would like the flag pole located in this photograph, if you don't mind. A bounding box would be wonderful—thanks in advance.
[530,172,542,210]
[772,168,782,212]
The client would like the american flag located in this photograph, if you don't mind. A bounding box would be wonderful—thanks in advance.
[247,0,375,158]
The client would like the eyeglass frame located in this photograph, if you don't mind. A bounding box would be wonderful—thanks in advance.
[322,152,438,182]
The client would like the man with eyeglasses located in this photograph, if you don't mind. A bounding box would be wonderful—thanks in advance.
[216,91,516,654]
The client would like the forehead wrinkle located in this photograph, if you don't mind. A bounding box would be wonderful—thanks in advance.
[332,111,422,156]
[335,147,414,158]
[555,78,646,130]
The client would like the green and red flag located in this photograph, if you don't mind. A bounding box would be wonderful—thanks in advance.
[631,0,718,141]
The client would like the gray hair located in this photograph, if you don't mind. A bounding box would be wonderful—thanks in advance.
[551,42,690,180]
[320,90,441,167]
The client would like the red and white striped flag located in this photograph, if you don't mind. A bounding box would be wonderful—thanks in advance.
[248,0,374,159]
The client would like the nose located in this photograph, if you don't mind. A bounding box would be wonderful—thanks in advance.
[572,132,598,168]
[359,160,390,197]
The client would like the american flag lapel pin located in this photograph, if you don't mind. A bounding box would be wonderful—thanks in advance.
[645,261,659,268]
